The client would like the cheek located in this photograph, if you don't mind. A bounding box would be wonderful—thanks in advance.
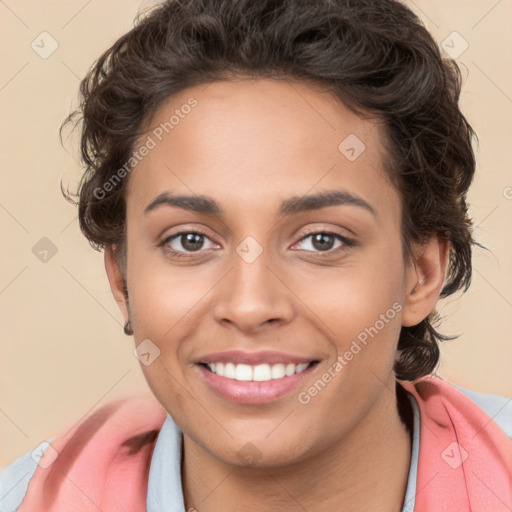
[126,254,218,409]
[290,244,406,378]
[295,253,404,336]
[138,360,196,433]
[127,246,216,338]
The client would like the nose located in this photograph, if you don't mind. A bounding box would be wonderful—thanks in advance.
[212,246,294,334]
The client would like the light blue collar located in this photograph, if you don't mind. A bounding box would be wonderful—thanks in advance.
[146,414,185,512]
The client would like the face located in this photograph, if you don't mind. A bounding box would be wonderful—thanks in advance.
[106,78,445,468]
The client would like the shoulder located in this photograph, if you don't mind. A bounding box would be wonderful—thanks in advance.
[0,442,52,512]
[451,382,512,439]
[401,376,512,440]
[0,394,166,512]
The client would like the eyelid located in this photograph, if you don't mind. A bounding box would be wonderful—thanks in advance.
[159,228,216,253]
[291,229,355,252]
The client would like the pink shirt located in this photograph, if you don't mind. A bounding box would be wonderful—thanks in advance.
[5,376,512,511]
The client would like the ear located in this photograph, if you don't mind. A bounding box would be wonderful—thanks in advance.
[104,244,130,323]
[401,234,451,327]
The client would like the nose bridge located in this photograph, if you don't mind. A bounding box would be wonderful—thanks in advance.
[212,236,294,331]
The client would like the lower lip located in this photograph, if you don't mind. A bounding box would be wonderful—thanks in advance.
[196,363,317,405]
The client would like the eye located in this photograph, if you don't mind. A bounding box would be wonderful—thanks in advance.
[292,231,354,255]
[159,228,355,259]
[160,230,217,257]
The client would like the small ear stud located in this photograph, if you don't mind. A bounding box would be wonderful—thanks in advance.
[123,318,134,335]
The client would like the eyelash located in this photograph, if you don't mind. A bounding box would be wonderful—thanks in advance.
[159,228,355,259]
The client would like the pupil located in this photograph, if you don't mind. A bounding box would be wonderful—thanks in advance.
[183,233,203,251]
[313,233,333,251]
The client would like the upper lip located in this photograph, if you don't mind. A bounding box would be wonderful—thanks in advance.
[195,350,317,366]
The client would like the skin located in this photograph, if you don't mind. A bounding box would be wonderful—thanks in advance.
[105,78,450,511]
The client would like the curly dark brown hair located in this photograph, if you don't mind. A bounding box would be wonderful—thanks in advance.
[61,0,481,381]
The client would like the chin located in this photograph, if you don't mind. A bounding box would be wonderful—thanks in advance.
[204,434,313,469]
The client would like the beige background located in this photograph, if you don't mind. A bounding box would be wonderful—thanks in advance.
[1,0,511,467]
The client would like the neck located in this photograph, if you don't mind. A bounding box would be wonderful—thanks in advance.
[181,381,412,512]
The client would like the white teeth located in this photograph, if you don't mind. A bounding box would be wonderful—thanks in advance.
[224,362,236,379]
[253,364,272,381]
[271,363,285,379]
[205,361,311,381]
[285,363,296,376]
[235,364,252,381]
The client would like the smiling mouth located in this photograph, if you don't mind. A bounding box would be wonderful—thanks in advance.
[199,361,319,382]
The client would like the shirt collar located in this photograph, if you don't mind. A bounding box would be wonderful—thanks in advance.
[146,414,185,512]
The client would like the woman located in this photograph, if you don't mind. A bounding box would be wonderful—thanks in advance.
[1,0,511,510]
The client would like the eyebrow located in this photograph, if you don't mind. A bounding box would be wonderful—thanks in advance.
[144,189,376,217]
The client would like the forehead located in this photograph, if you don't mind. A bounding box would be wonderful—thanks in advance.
[126,78,399,223]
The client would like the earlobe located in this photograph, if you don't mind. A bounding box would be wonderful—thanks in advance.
[401,235,451,327]
[104,244,130,322]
